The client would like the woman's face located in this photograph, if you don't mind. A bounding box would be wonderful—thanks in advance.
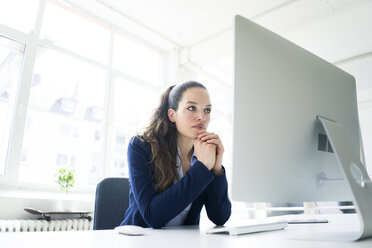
[168,87,212,140]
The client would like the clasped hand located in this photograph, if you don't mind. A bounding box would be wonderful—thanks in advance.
[194,130,224,175]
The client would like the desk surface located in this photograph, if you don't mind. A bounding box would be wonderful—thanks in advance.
[1,214,372,248]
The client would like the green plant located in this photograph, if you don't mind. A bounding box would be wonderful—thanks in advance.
[56,167,75,193]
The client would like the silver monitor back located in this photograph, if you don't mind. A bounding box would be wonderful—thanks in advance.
[232,15,359,203]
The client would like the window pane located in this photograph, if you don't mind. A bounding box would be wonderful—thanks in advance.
[0,36,24,175]
[19,48,106,185]
[40,0,109,63]
[110,77,159,176]
[0,0,39,33]
[113,33,162,85]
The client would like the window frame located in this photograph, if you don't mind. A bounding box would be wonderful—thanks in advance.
[0,0,166,193]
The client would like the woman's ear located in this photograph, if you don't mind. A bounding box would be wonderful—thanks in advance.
[168,109,176,123]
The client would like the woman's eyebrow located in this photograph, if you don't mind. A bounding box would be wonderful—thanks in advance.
[186,101,212,107]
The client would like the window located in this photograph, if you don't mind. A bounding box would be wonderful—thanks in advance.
[110,77,159,176]
[40,0,110,63]
[0,36,24,175]
[0,0,165,189]
[19,48,106,185]
[0,0,39,34]
[113,32,162,85]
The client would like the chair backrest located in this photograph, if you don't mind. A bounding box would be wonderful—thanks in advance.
[93,177,130,230]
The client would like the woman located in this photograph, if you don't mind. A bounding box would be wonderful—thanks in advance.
[121,81,231,229]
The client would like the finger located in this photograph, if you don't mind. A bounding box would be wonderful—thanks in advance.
[206,141,223,152]
[201,134,219,142]
[197,131,208,141]
[207,143,218,151]
[197,132,211,139]
[199,132,217,140]
[193,140,202,147]
[206,139,224,151]
[205,138,221,145]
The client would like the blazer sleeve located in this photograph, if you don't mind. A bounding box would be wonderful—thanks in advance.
[127,136,216,229]
[203,167,232,226]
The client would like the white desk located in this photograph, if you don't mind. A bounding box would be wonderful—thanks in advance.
[1,214,372,248]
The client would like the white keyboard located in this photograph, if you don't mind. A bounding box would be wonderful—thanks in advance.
[206,221,288,236]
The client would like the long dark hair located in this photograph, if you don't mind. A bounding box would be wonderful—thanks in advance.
[138,81,207,192]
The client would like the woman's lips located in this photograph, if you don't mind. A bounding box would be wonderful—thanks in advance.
[193,124,205,130]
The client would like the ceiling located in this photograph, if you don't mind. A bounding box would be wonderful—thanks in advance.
[73,0,372,91]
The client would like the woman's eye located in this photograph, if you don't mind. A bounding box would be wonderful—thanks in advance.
[187,106,196,111]
[205,108,211,114]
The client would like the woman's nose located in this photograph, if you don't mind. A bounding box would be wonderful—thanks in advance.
[197,111,206,121]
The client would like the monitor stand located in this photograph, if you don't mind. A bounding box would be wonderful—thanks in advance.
[317,116,372,241]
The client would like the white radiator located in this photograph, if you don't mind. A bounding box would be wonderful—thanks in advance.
[0,219,92,232]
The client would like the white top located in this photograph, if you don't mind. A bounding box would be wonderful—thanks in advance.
[165,148,197,227]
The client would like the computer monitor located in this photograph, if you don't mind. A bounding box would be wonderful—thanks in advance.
[231,15,360,204]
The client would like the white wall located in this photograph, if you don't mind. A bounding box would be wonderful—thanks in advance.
[0,191,94,219]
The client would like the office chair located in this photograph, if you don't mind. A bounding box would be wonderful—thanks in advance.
[93,177,130,230]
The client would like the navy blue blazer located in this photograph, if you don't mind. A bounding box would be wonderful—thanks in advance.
[121,136,231,229]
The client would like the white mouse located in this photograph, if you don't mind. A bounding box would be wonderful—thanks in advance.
[115,225,145,236]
